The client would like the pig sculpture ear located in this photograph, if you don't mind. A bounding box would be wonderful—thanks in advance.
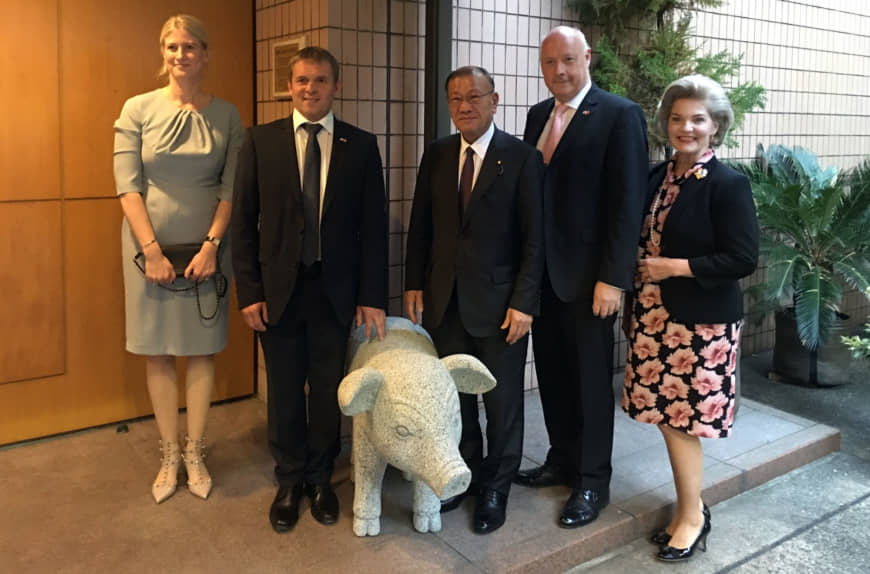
[441,354,497,395]
[338,368,385,416]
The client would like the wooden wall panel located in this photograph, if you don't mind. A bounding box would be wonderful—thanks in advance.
[0,199,254,444]
[60,0,178,200]
[0,202,65,383]
[61,0,254,199]
[180,0,255,126]
[0,0,255,446]
[0,0,60,201]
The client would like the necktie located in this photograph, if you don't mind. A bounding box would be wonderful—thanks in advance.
[459,147,475,220]
[541,103,570,165]
[302,122,322,265]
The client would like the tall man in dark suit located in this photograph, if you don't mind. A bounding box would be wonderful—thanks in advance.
[231,47,388,534]
[405,66,543,535]
[514,26,648,528]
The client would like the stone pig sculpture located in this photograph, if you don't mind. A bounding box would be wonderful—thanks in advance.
[338,317,496,536]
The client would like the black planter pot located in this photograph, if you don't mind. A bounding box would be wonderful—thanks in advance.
[771,309,853,387]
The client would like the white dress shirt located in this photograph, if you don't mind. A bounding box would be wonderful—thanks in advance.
[458,121,496,191]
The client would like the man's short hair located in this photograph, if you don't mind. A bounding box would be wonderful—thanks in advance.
[288,46,340,83]
[444,65,495,92]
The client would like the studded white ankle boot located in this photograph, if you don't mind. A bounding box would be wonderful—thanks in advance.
[182,436,212,500]
[152,440,181,504]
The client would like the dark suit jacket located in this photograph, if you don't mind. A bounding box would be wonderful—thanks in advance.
[405,128,544,338]
[524,84,649,303]
[646,156,759,323]
[231,117,388,325]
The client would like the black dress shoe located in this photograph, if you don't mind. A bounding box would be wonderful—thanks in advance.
[270,484,303,533]
[441,482,478,513]
[513,462,570,487]
[650,503,710,545]
[473,488,507,534]
[305,482,339,525]
[559,487,609,528]
[657,511,712,562]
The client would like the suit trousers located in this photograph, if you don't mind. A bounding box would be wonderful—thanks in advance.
[532,275,616,491]
[258,263,350,487]
[426,290,528,497]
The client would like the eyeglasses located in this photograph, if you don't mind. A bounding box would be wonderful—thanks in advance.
[447,90,494,107]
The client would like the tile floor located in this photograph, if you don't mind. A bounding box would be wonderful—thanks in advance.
[0,385,838,574]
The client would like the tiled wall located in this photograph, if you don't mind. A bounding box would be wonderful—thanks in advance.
[451,0,870,367]
[452,0,580,138]
[694,0,870,353]
[254,0,425,400]
[701,0,870,169]
[451,2,583,388]
[252,0,870,393]
[255,0,329,124]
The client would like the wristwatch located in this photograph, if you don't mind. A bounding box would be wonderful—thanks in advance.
[205,235,221,247]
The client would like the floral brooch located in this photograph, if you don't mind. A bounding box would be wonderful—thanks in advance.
[694,168,708,180]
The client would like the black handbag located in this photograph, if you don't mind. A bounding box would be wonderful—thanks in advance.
[133,243,228,320]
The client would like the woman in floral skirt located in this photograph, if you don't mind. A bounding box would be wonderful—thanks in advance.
[622,75,759,562]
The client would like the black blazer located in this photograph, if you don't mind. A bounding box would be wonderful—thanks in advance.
[646,156,759,323]
[405,128,544,338]
[230,117,388,325]
[524,84,649,303]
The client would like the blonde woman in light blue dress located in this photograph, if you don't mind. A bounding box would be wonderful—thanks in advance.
[113,15,243,503]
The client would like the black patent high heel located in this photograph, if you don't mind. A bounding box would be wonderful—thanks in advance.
[649,503,710,546]
[656,510,712,562]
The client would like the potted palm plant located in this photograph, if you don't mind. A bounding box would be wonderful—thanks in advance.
[843,287,870,362]
[735,144,870,386]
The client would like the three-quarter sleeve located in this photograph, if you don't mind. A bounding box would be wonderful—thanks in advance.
[113,97,145,196]
[219,106,244,202]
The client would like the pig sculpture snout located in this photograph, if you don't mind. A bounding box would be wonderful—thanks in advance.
[432,459,471,500]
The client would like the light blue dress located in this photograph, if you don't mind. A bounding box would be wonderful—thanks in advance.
[113,89,243,356]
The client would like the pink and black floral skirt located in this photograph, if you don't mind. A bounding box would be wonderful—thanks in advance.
[622,283,742,438]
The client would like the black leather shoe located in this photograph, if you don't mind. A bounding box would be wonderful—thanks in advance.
[559,487,609,528]
[657,511,711,562]
[650,503,710,545]
[513,462,571,487]
[441,482,478,513]
[269,484,303,533]
[305,482,339,525]
[473,488,507,534]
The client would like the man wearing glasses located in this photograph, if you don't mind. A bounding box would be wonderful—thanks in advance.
[405,66,544,534]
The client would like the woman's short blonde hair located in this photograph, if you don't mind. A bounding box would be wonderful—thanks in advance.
[157,14,209,79]
[655,74,734,148]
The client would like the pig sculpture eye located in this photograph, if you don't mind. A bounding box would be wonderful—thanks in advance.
[394,425,415,439]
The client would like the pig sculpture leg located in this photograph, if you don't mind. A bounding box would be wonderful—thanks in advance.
[413,480,442,533]
[351,422,387,536]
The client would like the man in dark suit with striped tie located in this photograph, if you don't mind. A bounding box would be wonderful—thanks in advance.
[405,66,544,534]
[231,47,388,534]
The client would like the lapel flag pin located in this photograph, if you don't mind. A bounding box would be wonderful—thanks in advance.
[582,110,591,115]
[339,137,348,143]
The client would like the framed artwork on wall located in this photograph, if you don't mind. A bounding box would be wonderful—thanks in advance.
[272,34,307,99]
